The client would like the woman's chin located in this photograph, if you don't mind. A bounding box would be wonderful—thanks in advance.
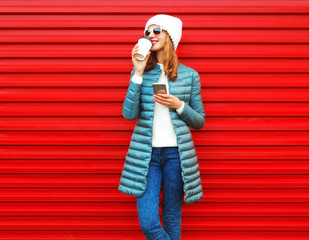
[151,46,163,52]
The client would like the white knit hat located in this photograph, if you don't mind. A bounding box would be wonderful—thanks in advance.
[145,14,182,50]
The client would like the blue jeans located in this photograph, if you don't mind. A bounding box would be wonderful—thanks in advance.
[136,147,184,240]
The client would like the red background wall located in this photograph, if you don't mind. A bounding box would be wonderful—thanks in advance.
[1,0,309,239]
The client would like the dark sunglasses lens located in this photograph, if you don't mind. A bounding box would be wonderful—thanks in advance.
[153,28,161,35]
[144,30,151,37]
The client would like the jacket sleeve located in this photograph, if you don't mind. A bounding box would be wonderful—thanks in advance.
[122,68,142,120]
[178,70,205,129]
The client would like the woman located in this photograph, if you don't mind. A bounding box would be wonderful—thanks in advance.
[118,14,205,240]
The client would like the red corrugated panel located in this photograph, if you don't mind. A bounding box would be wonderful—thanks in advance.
[1,0,309,239]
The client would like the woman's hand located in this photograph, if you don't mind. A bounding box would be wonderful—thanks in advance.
[131,44,151,76]
[153,93,183,109]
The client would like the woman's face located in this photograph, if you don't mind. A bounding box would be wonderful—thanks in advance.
[146,24,168,52]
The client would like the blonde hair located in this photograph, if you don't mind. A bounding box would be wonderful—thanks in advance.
[144,34,179,81]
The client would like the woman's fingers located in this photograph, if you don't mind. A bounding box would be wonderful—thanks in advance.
[132,43,139,51]
[131,44,139,57]
[153,94,170,105]
[157,93,168,98]
[153,94,181,109]
[132,49,139,57]
[153,96,164,105]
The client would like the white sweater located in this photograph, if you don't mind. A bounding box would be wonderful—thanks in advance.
[131,63,185,147]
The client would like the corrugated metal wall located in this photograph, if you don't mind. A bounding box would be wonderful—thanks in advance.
[1,0,309,239]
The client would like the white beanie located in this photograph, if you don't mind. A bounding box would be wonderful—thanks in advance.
[145,14,182,50]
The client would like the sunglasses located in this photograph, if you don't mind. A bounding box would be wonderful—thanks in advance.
[144,27,163,37]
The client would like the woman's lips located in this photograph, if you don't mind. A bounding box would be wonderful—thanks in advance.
[152,40,158,45]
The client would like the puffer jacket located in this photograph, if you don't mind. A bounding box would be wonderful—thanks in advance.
[118,63,205,204]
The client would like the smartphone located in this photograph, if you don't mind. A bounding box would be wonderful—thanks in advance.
[152,83,167,94]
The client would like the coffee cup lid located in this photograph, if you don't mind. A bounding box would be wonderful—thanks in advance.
[138,36,153,47]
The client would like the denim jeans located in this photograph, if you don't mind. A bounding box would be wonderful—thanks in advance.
[136,147,184,240]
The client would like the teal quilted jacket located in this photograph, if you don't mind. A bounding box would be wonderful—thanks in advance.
[118,63,205,204]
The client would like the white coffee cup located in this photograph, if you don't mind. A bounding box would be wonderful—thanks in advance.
[135,37,153,61]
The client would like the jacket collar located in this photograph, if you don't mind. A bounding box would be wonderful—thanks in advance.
[152,63,162,72]
[142,64,162,80]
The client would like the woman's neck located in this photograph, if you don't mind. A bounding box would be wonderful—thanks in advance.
[156,49,164,64]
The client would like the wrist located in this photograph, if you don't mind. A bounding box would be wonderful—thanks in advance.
[134,70,143,77]
[176,101,185,114]
[176,100,183,109]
